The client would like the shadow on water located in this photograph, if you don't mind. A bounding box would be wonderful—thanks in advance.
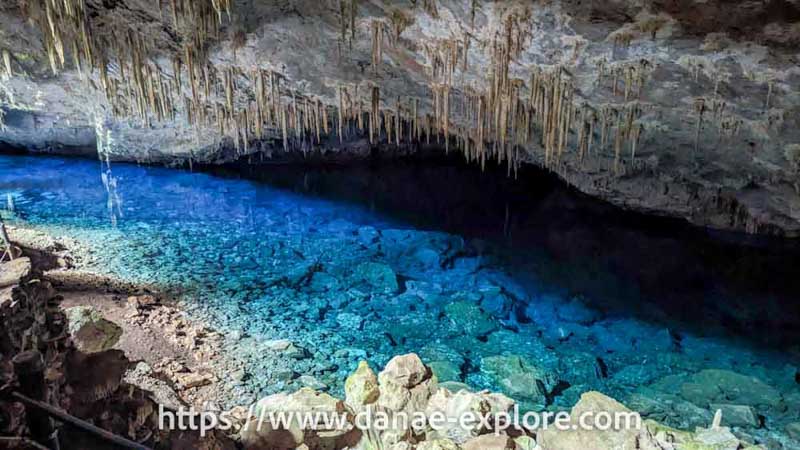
[201,151,800,350]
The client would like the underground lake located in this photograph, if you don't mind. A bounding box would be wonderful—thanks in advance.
[1,151,799,448]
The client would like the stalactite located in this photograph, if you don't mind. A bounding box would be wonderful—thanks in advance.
[630,122,643,160]
[337,85,345,143]
[370,86,380,144]
[281,105,288,151]
[694,98,705,153]
[371,20,384,73]
[2,50,11,78]
[765,81,774,111]
[613,116,624,174]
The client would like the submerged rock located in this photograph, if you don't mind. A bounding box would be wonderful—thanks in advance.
[681,369,782,409]
[428,360,462,382]
[354,262,399,293]
[709,404,759,428]
[443,301,497,337]
[480,354,557,410]
[65,306,123,354]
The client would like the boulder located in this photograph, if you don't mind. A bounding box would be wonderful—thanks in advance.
[380,353,429,388]
[785,421,800,440]
[66,306,123,354]
[425,388,515,443]
[681,369,781,408]
[428,361,462,382]
[537,392,660,450]
[241,388,357,450]
[479,288,512,319]
[336,312,364,330]
[480,354,558,410]
[556,298,601,325]
[355,262,399,293]
[444,301,497,337]
[377,354,437,415]
[708,404,759,428]
[0,257,31,288]
[345,361,379,408]
[310,272,339,292]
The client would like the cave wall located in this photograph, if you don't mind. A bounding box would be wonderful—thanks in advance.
[0,0,799,235]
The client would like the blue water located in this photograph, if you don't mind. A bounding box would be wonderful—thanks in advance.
[1,154,798,443]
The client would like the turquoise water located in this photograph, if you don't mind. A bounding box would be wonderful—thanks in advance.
[1,154,798,444]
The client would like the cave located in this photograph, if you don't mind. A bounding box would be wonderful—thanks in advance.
[1,1,800,449]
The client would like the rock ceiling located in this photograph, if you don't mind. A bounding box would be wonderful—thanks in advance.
[0,0,799,235]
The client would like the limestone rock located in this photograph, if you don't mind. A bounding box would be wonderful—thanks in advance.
[345,361,379,408]
[377,354,436,415]
[0,257,31,288]
[380,354,429,389]
[708,404,759,428]
[425,387,515,443]
[444,301,497,337]
[336,312,364,330]
[355,262,399,293]
[298,375,328,391]
[480,354,557,410]
[263,339,293,351]
[462,434,515,450]
[428,360,462,383]
[174,371,214,389]
[66,306,123,354]
[681,369,781,408]
[241,388,356,450]
[785,422,800,440]
[537,391,660,450]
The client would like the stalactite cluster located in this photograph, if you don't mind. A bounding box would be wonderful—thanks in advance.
[8,0,673,176]
[605,59,652,101]
[17,0,232,134]
[338,0,358,51]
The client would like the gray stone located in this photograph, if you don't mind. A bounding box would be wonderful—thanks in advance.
[0,257,31,288]
[709,404,759,428]
[65,306,123,354]
[443,301,497,337]
[355,262,399,293]
[335,312,363,330]
[428,360,461,382]
[786,422,800,440]
[682,369,781,408]
[480,354,558,409]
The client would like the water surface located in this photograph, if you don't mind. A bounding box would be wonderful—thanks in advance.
[1,153,798,443]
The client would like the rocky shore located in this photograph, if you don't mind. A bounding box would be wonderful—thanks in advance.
[0,229,236,449]
[3,226,799,449]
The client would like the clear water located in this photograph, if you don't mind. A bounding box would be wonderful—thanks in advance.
[1,154,798,443]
